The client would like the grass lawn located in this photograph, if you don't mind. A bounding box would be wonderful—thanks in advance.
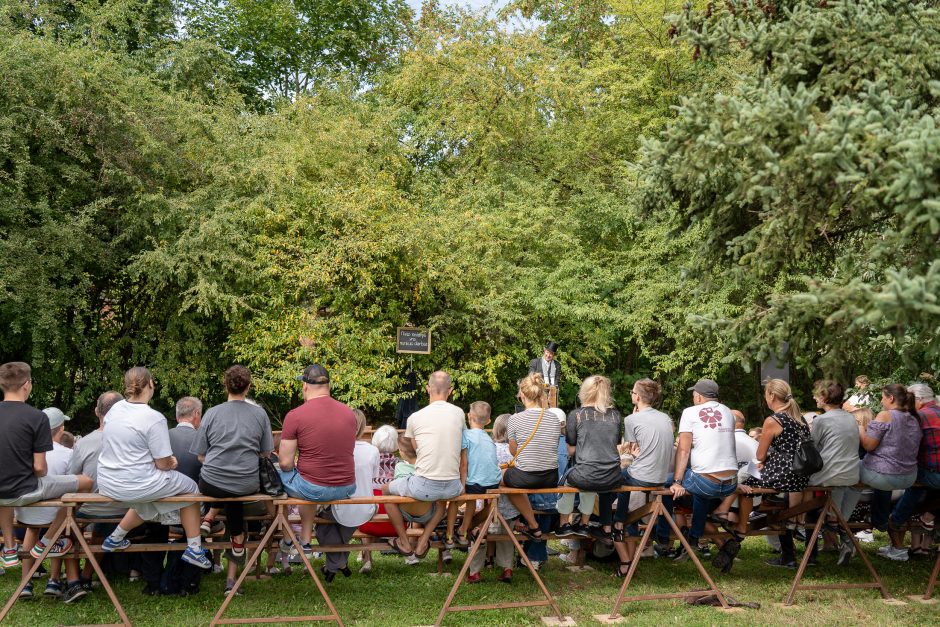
[1,532,937,626]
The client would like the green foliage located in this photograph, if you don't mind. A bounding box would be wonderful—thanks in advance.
[186,0,414,102]
[641,0,940,379]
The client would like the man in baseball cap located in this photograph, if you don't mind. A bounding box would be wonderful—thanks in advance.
[43,407,71,430]
[687,379,720,399]
[296,364,330,385]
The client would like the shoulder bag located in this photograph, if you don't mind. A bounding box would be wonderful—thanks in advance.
[500,407,545,470]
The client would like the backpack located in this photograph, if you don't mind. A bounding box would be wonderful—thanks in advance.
[160,544,203,596]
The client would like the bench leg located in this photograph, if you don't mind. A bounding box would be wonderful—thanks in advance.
[68,513,133,626]
[434,503,497,626]
[210,504,344,626]
[783,494,890,605]
[607,496,729,620]
[0,516,69,623]
[924,548,940,600]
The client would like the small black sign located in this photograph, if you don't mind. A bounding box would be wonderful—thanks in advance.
[397,327,431,355]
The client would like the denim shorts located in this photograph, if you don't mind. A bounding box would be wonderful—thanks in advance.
[387,475,462,501]
[279,468,355,502]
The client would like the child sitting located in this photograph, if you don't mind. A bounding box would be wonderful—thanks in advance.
[446,402,501,547]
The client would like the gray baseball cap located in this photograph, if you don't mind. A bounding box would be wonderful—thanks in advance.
[43,407,71,430]
[688,379,720,399]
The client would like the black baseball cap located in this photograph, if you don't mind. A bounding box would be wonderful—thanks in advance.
[297,364,330,385]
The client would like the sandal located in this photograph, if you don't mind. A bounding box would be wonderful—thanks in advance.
[387,537,414,557]
[414,541,431,560]
[514,522,542,541]
[611,526,625,543]
[614,561,633,578]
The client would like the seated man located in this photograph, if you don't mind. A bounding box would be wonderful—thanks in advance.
[0,362,93,603]
[383,371,466,560]
[277,364,356,557]
[669,379,739,569]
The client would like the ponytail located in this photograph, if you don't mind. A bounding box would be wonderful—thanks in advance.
[883,383,918,417]
[765,378,803,424]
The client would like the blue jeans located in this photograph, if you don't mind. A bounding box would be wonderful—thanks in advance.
[279,468,355,502]
[682,469,737,540]
[858,464,917,530]
[889,469,940,527]
[613,468,664,535]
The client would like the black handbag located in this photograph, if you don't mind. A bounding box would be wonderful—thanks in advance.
[792,431,824,477]
[259,455,285,497]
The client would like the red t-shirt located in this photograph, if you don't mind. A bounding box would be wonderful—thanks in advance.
[281,396,356,486]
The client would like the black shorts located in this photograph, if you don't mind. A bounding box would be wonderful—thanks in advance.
[502,467,558,490]
[465,483,500,495]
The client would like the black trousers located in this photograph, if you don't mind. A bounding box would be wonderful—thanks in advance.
[198,478,247,538]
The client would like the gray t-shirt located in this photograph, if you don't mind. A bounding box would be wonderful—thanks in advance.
[809,408,860,486]
[565,406,623,490]
[67,430,128,517]
[191,400,274,494]
[623,407,674,484]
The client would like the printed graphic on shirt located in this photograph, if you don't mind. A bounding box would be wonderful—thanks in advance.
[700,407,723,429]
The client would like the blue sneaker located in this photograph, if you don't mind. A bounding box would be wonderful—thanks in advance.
[19,582,33,599]
[102,536,131,552]
[44,580,64,597]
[181,546,213,570]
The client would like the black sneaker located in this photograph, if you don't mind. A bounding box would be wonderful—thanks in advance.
[572,524,590,538]
[653,542,675,559]
[766,556,797,568]
[587,525,613,547]
[697,544,712,558]
[673,546,691,563]
[556,523,577,538]
[62,582,89,604]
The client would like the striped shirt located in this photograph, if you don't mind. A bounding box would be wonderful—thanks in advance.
[507,408,560,473]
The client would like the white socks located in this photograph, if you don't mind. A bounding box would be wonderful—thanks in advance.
[187,536,202,551]
[110,527,129,542]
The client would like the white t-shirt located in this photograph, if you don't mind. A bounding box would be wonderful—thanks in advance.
[733,429,759,481]
[16,441,73,524]
[97,400,176,501]
[404,401,466,481]
[332,441,379,527]
[678,401,738,475]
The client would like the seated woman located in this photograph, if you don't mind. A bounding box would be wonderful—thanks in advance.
[845,384,921,561]
[318,409,379,581]
[555,376,622,550]
[190,365,274,591]
[501,373,560,540]
[357,424,399,574]
[97,367,211,569]
[807,380,860,565]
[742,378,811,568]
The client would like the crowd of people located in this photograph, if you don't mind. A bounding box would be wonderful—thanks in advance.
[0,358,938,604]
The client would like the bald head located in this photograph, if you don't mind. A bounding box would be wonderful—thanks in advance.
[731,409,745,429]
[427,371,453,401]
[95,391,124,425]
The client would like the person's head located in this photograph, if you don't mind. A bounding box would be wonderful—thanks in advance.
[468,401,491,428]
[543,341,559,362]
[908,383,936,410]
[95,390,123,424]
[632,378,661,408]
[517,372,545,408]
[548,408,566,434]
[731,409,746,429]
[0,361,32,400]
[492,413,510,443]
[372,424,399,454]
[579,375,613,413]
[175,396,203,428]
[688,378,719,405]
[853,407,874,430]
[224,365,252,396]
[397,434,417,463]
[764,378,802,423]
[43,407,70,440]
[298,364,330,400]
[426,371,453,401]
[59,431,75,449]
[855,375,871,389]
[748,427,762,441]
[124,367,154,401]
[881,383,917,415]
[813,379,844,409]
[352,408,368,438]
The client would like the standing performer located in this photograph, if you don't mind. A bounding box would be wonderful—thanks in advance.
[529,341,561,407]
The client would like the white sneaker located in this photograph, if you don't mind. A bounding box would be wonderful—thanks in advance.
[855,530,874,543]
[405,554,420,566]
[883,546,909,562]
[877,545,893,555]
[558,552,578,564]
[359,561,372,575]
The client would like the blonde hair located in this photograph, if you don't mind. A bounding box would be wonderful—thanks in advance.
[352,408,368,437]
[579,375,613,413]
[764,378,803,424]
[397,434,416,462]
[518,372,545,405]
[124,367,153,397]
[492,413,510,443]
[853,407,874,430]
[468,401,491,426]
[372,425,399,454]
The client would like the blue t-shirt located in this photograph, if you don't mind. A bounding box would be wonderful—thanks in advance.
[461,428,502,487]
